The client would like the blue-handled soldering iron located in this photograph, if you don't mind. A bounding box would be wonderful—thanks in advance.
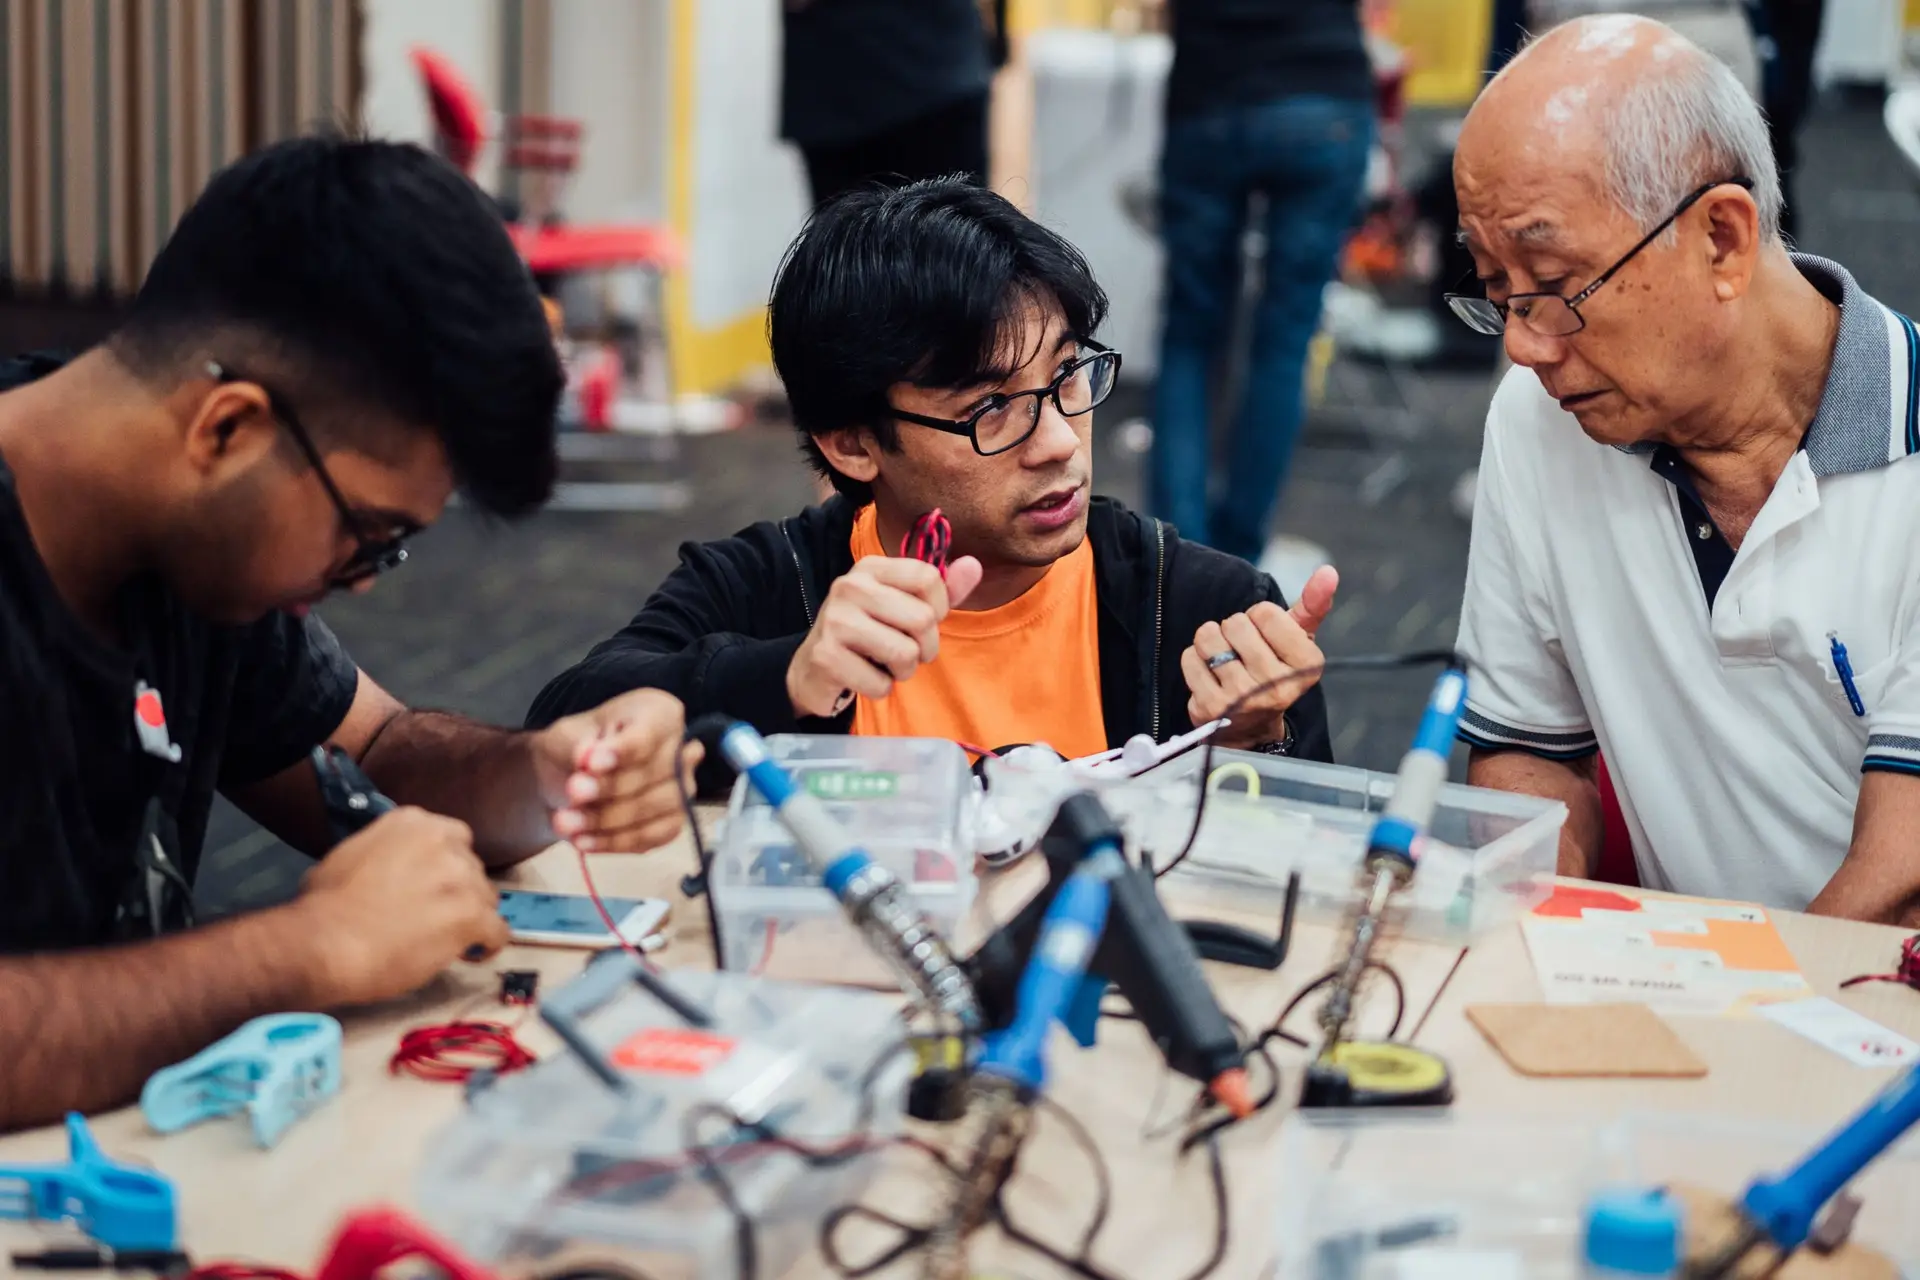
[1318,660,1469,1053]
[1688,1061,1920,1276]
[972,839,1122,1093]
[703,718,981,1032]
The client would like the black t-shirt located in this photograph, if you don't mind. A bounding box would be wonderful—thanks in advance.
[1165,0,1373,121]
[779,0,994,149]
[0,354,359,953]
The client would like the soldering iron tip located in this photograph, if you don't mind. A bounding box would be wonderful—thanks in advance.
[1210,1067,1254,1119]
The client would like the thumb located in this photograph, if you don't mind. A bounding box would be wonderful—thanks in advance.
[1288,565,1339,639]
[546,714,602,772]
[943,556,985,610]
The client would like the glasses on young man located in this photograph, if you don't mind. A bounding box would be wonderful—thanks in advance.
[890,342,1122,456]
[1444,178,1754,339]
[206,361,415,585]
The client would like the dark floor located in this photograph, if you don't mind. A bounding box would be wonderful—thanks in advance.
[54,89,1910,915]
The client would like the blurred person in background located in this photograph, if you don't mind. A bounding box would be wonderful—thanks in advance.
[780,0,1004,207]
[1745,0,1825,243]
[1147,0,1375,568]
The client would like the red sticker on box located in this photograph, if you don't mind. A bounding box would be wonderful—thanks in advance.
[609,1027,738,1076]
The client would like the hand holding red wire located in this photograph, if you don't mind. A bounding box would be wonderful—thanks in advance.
[784,510,979,720]
[901,507,952,576]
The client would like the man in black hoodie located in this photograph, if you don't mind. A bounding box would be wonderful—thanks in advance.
[529,180,1335,782]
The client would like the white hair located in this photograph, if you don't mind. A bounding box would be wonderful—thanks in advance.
[1503,19,1784,245]
[1602,33,1782,244]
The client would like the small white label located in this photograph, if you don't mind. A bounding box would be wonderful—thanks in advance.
[1040,921,1096,972]
[1392,1248,1524,1280]
[1760,997,1919,1067]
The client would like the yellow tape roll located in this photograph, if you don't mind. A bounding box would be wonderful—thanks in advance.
[1206,761,1263,798]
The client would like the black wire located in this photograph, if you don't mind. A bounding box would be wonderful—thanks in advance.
[675,729,727,967]
[1150,649,1462,880]
[1033,1094,1113,1257]
[1178,1137,1232,1280]
[1179,1036,1283,1151]
[1255,961,1408,1054]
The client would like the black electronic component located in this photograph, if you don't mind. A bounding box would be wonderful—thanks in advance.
[964,792,1246,1092]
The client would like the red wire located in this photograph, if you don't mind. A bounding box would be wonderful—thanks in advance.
[389,1020,537,1084]
[1840,933,1920,991]
[576,841,661,971]
[900,508,952,576]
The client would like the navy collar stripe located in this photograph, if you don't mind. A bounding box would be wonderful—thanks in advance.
[1899,310,1919,457]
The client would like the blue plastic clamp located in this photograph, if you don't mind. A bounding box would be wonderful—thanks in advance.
[140,1012,342,1148]
[0,1113,177,1250]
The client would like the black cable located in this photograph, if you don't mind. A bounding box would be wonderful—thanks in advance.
[1179,1036,1283,1151]
[674,728,727,967]
[1150,648,1463,880]
[1256,961,1408,1053]
[1178,1137,1232,1280]
[1032,1094,1113,1257]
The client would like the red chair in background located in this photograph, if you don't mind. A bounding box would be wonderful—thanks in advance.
[409,46,682,282]
[1593,755,1640,888]
[410,44,710,500]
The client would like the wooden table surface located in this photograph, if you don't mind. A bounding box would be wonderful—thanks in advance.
[3,821,1917,1279]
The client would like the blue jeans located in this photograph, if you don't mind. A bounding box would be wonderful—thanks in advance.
[1150,95,1374,563]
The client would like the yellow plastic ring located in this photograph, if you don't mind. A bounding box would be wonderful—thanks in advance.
[1206,762,1262,798]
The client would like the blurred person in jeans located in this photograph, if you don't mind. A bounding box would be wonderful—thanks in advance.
[780,0,1001,208]
[1148,0,1375,564]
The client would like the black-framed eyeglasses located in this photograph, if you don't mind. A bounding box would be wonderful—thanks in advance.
[205,360,415,585]
[889,342,1122,457]
[1445,178,1754,338]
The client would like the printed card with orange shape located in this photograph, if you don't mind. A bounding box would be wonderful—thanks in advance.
[1520,885,1812,1016]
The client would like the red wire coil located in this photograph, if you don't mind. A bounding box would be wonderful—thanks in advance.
[900,508,951,576]
[1840,933,1920,992]
[389,1020,537,1084]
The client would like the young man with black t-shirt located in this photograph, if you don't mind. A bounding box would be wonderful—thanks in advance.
[529,180,1338,781]
[0,136,693,1130]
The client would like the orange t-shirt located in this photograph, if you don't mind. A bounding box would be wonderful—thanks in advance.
[848,506,1106,759]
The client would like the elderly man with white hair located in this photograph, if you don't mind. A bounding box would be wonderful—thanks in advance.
[1449,14,1920,924]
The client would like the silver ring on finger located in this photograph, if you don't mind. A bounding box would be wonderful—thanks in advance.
[1206,649,1242,672]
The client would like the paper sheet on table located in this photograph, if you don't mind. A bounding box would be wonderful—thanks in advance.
[1519,885,1811,1016]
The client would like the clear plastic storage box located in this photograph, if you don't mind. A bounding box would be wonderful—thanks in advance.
[416,964,912,1280]
[709,735,979,986]
[1273,1109,1920,1279]
[983,746,1564,942]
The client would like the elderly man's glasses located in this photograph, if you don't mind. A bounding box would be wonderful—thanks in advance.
[206,361,415,585]
[1446,178,1754,339]
[890,342,1122,456]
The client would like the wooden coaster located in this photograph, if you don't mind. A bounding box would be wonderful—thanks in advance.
[1670,1183,1899,1279]
[1466,1003,1708,1078]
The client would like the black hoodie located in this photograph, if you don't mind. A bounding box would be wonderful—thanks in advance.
[527,495,1332,791]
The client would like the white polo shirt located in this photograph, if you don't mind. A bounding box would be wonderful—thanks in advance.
[1455,254,1920,910]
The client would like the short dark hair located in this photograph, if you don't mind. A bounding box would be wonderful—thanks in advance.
[112,133,563,518]
[767,178,1109,505]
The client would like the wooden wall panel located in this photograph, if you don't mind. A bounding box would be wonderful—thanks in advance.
[2,0,365,299]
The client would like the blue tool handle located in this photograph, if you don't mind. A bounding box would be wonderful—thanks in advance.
[1367,663,1470,872]
[718,722,796,806]
[976,840,1120,1091]
[1410,665,1470,759]
[1741,1062,1920,1250]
